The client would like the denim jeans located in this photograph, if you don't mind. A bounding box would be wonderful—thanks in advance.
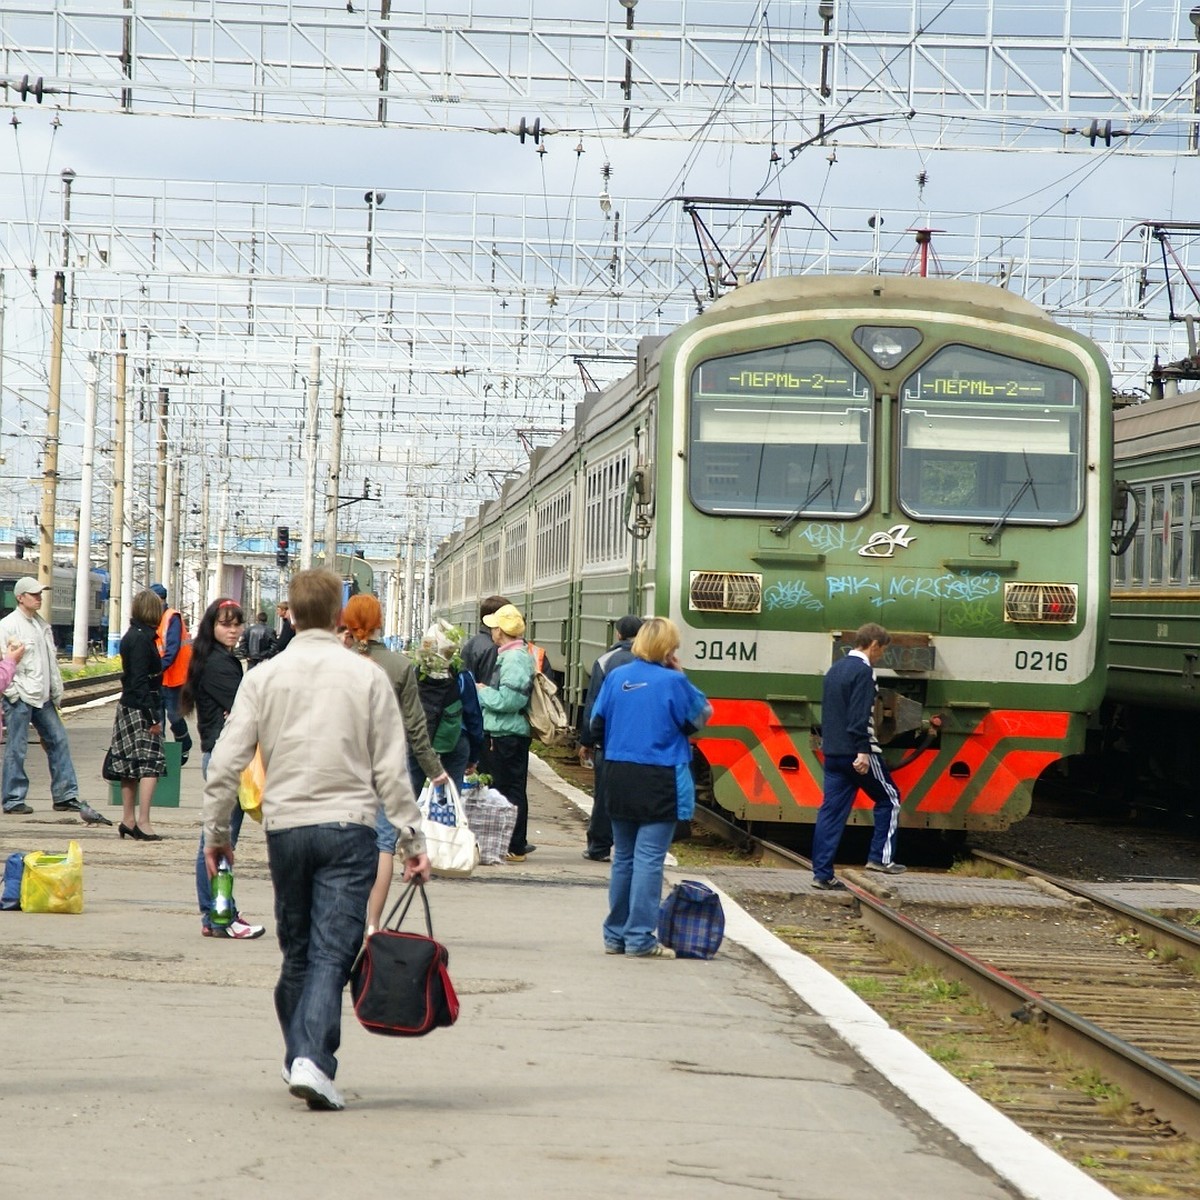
[195,751,247,926]
[2,698,79,809]
[604,818,676,954]
[267,821,377,1080]
[161,685,191,747]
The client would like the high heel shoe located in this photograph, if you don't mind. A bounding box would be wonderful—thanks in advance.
[133,826,162,842]
[118,823,137,839]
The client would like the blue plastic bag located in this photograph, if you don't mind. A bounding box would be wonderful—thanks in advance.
[1,851,25,910]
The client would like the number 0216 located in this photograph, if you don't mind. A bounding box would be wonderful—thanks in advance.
[1013,649,1068,672]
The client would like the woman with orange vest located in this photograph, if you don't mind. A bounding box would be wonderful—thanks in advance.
[150,583,194,765]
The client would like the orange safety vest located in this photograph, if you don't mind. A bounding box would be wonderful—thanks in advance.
[527,642,548,675]
[155,607,193,688]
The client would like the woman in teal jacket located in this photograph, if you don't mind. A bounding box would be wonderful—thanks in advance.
[476,603,536,861]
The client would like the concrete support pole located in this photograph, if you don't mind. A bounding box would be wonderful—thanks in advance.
[199,474,210,609]
[119,353,135,638]
[402,526,416,648]
[323,386,344,570]
[421,524,433,634]
[153,386,168,580]
[301,344,320,569]
[108,333,127,653]
[38,271,66,622]
[214,480,228,602]
[162,454,177,598]
[71,353,98,665]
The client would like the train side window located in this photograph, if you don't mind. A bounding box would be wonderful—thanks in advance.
[1149,485,1165,584]
[1191,480,1200,584]
[1170,482,1185,584]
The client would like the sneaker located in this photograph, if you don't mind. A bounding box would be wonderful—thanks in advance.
[812,877,847,891]
[604,943,625,955]
[582,850,611,862]
[280,1064,291,1085]
[288,1057,344,1111]
[518,843,537,855]
[631,943,676,959]
[865,861,907,875]
[4,804,33,815]
[504,852,526,863]
[227,917,266,939]
[53,799,82,812]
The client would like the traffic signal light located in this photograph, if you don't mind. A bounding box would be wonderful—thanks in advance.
[276,525,289,568]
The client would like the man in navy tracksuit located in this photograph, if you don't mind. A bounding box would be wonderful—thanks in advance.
[811,622,904,889]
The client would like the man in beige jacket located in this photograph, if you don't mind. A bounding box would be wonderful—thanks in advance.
[203,568,430,1111]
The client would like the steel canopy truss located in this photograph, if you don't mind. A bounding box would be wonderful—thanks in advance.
[4,1,1200,153]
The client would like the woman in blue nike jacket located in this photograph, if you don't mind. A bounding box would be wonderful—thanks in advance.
[590,617,711,958]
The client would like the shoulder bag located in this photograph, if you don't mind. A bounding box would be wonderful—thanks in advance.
[349,881,459,1037]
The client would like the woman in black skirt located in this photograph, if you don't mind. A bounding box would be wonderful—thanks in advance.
[111,588,167,841]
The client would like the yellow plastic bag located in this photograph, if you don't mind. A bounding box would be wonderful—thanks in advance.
[20,840,83,914]
[237,748,265,823]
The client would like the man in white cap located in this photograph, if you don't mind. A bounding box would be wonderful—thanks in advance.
[0,577,82,815]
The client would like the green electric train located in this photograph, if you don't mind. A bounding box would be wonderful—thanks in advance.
[434,275,1114,832]
[1106,387,1200,815]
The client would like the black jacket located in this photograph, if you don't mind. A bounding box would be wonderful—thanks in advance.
[819,652,878,756]
[461,627,498,687]
[577,639,636,748]
[195,645,244,752]
[119,621,163,717]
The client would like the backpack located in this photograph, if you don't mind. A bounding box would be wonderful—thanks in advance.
[526,664,572,748]
[431,697,464,754]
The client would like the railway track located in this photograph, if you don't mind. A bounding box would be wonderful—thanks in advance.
[690,807,1200,1193]
[60,672,121,709]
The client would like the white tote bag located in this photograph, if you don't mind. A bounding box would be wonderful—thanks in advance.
[418,778,480,879]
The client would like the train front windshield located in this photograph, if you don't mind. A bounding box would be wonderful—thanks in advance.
[897,346,1084,524]
[688,342,872,517]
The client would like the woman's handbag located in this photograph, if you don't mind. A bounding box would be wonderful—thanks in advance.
[418,778,479,878]
[349,881,459,1037]
[101,748,121,782]
[658,879,725,959]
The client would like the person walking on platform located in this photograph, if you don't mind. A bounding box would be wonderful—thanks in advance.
[590,617,711,958]
[577,614,643,862]
[239,611,275,667]
[461,594,509,686]
[181,597,266,939]
[811,622,905,890]
[339,593,447,936]
[202,569,430,1112]
[109,588,168,841]
[410,618,484,797]
[0,577,84,816]
[150,583,193,765]
[475,602,536,861]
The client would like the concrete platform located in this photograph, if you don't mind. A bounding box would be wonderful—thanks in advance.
[0,703,1118,1199]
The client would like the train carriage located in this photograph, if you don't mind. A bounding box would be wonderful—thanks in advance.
[436,274,1113,832]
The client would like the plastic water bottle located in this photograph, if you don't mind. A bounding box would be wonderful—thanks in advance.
[212,858,235,928]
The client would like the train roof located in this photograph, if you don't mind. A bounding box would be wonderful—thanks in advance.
[1114,390,1200,463]
[704,273,1056,325]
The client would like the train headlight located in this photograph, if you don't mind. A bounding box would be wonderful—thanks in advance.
[853,325,923,369]
[1003,583,1078,624]
[689,571,763,614]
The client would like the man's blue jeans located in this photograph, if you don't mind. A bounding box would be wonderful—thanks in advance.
[2,698,79,810]
[267,822,376,1080]
[604,818,675,954]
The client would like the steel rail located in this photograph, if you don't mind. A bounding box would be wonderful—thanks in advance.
[852,887,1200,1140]
[60,673,122,709]
[690,803,1200,1138]
[972,848,1200,962]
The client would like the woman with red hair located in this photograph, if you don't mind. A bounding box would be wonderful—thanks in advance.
[340,593,447,932]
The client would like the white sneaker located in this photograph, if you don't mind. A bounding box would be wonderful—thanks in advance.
[288,1057,344,1111]
[227,917,266,939]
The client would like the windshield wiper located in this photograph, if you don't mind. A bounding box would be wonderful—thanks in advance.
[983,454,1039,545]
[773,476,832,538]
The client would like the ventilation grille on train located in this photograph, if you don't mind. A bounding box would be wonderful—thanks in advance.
[689,571,763,613]
[1003,583,1078,624]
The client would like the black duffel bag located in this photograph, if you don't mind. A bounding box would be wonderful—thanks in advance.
[349,881,459,1037]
